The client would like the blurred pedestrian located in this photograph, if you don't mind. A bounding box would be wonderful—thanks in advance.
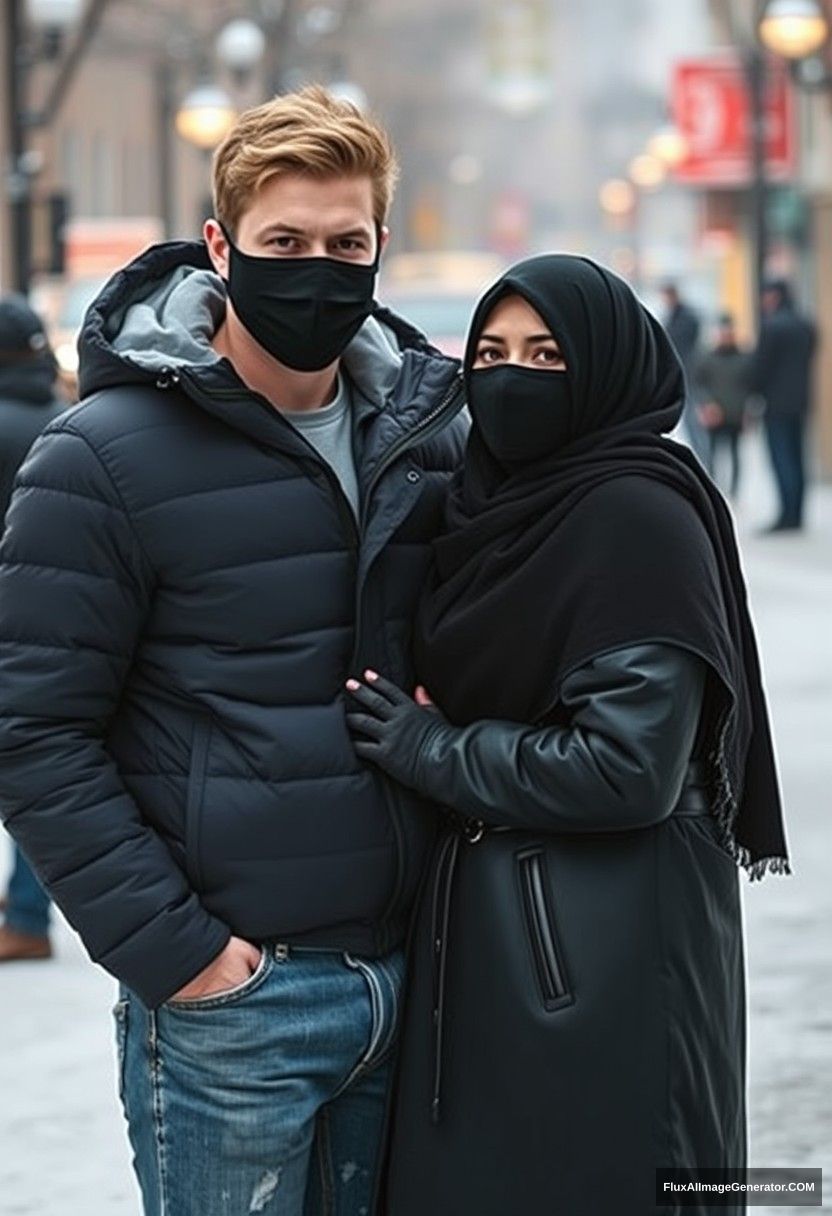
[696,312,752,500]
[0,88,466,1216]
[751,279,817,533]
[660,280,707,463]
[347,256,788,1216]
[0,294,64,963]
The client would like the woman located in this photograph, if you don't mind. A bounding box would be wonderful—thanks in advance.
[346,256,790,1216]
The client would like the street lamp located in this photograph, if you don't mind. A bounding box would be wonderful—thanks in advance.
[647,125,689,169]
[4,0,89,294]
[758,0,830,58]
[175,85,237,151]
[598,178,636,217]
[215,19,266,86]
[628,153,667,191]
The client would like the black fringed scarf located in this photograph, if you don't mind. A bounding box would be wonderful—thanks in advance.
[414,255,790,879]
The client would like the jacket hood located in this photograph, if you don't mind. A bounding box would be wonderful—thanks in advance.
[78,239,458,410]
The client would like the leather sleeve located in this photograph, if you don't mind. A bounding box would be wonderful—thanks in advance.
[414,643,707,833]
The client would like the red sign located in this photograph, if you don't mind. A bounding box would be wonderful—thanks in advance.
[671,55,795,186]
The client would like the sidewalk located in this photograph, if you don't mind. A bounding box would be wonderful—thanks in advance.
[1,431,830,1215]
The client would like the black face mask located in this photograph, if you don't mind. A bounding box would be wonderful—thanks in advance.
[467,365,573,464]
[222,226,379,371]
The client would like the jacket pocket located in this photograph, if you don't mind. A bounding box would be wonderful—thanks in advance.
[185,716,212,890]
[516,848,573,1011]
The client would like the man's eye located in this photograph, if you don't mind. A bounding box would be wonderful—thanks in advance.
[271,236,299,251]
[334,239,366,256]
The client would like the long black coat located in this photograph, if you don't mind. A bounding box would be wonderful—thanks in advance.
[380,644,746,1216]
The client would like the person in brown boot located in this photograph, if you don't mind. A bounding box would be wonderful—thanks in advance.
[0,294,63,963]
[0,845,53,961]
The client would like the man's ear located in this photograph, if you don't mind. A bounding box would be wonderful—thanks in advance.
[204,218,230,280]
[378,225,391,258]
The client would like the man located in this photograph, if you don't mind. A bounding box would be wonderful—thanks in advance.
[751,278,817,533]
[0,87,465,1215]
[695,312,752,501]
[0,294,64,963]
[660,280,706,462]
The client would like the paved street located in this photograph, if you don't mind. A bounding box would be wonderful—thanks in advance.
[1,431,830,1215]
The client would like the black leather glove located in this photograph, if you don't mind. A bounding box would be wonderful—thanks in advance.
[345,671,451,790]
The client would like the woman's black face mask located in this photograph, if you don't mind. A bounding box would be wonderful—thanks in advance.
[467,365,574,464]
[221,224,380,371]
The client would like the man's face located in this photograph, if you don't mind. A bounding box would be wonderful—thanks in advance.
[761,288,781,316]
[206,172,387,276]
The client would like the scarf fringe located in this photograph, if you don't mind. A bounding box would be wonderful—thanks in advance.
[707,707,791,882]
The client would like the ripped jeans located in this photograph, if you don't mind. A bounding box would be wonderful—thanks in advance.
[113,943,405,1216]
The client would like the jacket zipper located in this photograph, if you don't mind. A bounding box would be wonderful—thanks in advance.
[157,364,465,952]
[351,376,465,952]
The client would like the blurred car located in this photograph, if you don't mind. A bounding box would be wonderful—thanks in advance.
[39,217,164,400]
[49,274,108,397]
[379,251,504,358]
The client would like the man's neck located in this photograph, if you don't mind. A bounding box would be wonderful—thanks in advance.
[212,315,339,413]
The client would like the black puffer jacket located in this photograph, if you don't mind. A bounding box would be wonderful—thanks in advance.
[0,240,466,1009]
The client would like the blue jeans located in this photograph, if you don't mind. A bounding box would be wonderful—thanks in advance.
[5,844,51,937]
[114,942,405,1215]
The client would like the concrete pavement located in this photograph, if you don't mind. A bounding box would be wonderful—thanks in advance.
[1,431,830,1215]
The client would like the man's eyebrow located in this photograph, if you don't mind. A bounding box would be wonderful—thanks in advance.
[256,222,307,238]
[256,223,373,240]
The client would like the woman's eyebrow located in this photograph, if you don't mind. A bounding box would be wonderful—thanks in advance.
[477,332,507,344]
[525,333,560,344]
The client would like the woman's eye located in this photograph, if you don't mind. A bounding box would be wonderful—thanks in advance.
[477,347,503,363]
[534,348,565,367]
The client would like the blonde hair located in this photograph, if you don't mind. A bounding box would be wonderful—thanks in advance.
[213,86,399,235]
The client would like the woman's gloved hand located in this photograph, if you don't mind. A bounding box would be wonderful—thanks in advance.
[345,670,450,790]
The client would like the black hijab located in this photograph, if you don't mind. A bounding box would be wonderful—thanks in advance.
[414,255,789,879]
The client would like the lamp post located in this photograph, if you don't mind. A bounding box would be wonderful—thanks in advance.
[746,1,830,320]
[175,84,237,229]
[745,42,770,330]
[599,176,641,288]
[215,18,266,89]
[3,0,87,294]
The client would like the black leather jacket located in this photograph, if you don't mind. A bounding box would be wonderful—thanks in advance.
[381,642,746,1216]
[413,641,707,830]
